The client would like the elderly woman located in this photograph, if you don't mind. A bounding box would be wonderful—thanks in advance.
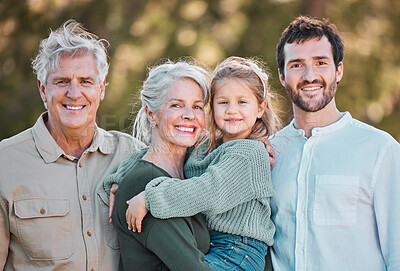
[111,60,212,270]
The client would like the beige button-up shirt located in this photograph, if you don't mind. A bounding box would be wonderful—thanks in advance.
[0,113,145,270]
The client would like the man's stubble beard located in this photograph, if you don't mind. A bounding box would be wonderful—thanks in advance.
[285,78,337,113]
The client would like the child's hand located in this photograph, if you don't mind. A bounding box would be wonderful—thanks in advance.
[126,191,148,233]
[108,183,119,223]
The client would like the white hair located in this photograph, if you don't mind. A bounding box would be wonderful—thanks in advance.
[32,19,109,86]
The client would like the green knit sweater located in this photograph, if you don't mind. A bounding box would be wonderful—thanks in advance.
[104,139,275,245]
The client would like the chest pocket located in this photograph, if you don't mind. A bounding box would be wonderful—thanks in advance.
[14,198,73,260]
[313,175,360,226]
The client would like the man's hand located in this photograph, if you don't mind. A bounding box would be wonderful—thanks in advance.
[108,183,119,223]
[126,191,148,233]
[258,138,276,168]
[266,139,276,168]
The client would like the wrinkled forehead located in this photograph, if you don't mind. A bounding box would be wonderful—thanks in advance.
[48,50,99,77]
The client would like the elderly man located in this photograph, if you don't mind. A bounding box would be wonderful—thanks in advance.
[270,16,400,270]
[0,20,144,270]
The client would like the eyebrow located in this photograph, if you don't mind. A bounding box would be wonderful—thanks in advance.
[52,76,96,81]
[287,56,331,65]
[167,98,204,103]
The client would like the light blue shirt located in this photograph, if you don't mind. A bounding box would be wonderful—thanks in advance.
[270,112,400,271]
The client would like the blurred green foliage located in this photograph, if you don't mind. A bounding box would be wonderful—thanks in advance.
[1,0,399,141]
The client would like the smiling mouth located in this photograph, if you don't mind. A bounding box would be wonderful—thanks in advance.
[225,118,241,123]
[175,126,195,133]
[301,86,322,91]
[64,105,85,110]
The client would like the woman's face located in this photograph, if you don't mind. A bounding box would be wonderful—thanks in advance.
[152,78,205,150]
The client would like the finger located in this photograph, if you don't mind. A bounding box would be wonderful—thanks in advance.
[137,219,142,233]
[108,193,115,221]
[126,208,132,231]
[270,156,276,168]
[132,218,137,232]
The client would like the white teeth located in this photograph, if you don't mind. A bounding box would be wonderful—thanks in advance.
[176,127,194,132]
[303,86,321,91]
[66,105,84,110]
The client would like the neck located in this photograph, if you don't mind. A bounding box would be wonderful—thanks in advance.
[143,141,186,179]
[293,99,343,138]
[46,118,95,159]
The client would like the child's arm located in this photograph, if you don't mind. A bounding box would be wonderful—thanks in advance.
[146,140,274,219]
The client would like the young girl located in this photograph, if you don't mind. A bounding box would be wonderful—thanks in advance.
[106,56,281,270]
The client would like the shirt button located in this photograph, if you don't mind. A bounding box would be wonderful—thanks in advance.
[40,208,46,215]
[87,231,92,237]
[82,195,87,201]
[79,162,82,168]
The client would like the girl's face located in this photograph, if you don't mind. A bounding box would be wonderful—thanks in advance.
[152,78,205,151]
[213,78,266,142]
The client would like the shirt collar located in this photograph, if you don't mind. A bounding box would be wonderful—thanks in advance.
[32,112,114,163]
[288,111,352,137]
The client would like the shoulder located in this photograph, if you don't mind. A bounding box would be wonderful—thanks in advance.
[347,118,399,147]
[216,139,268,160]
[98,128,146,152]
[0,127,34,153]
[221,139,265,152]
[125,160,168,181]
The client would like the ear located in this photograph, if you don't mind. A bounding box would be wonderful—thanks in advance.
[144,106,156,123]
[100,79,106,101]
[257,100,267,119]
[278,69,286,87]
[336,62,344,83]
[38,80,47,103]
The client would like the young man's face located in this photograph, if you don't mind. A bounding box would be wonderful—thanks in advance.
[279,36,343,112]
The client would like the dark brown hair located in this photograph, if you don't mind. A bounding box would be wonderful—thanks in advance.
[277,15,345,78]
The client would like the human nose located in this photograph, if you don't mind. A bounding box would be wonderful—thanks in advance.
[225,103,238,114]
[67,80,82,99]
[302,65,318,82]
[182,106,195,120]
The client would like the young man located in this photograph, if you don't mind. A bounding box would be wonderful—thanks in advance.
[270,16,400,271]
[0,20,144,270]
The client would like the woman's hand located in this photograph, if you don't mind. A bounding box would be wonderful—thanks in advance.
[108,183,119,223]
[126,191,148,233]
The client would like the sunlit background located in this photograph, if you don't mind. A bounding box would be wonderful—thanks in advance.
[1,0,399,141]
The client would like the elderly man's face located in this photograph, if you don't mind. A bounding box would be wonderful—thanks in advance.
[39,52,105,136]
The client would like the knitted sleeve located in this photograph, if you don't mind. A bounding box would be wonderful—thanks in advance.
[145,140,274,219]
[103,147,148,195]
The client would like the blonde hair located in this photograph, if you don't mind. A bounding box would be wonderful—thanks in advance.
[202,56,281,153]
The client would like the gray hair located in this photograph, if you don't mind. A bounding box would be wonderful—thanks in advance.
[32,19,109,85]
[133,60,210,145]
